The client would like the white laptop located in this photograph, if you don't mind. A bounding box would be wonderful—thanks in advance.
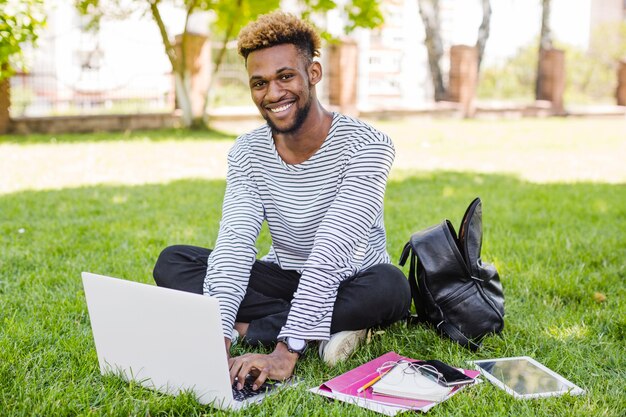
[81,271,285,409]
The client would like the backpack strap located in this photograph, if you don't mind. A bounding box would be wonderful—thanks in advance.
[437,321,482,351]
[399,242,427,323]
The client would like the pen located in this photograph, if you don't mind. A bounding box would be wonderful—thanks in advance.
[356,374,382,393]
[357,368,392,393]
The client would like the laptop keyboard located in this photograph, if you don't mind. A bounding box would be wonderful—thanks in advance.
[232,376,275,402]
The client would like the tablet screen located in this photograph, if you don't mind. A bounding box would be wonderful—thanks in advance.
[472,357,584,399]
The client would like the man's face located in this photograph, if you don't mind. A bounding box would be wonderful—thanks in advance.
[246,44,318,134]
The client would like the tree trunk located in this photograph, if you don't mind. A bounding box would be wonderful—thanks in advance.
[535,0,553,100]
[174,71,193,128]
[149,0,197,128]
[417,0,447,101]
[475,0,491,72]
[0,72,10,134]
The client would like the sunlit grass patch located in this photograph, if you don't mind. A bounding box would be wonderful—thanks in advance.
[1,170,625,416]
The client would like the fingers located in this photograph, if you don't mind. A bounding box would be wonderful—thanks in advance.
[229,355,247,390]
[236,361,251,391]
[252,367,270,391]
[228,350,296,391]
[229,353,266,390]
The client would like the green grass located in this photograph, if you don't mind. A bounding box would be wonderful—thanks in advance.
[1,168,624,416]
[0,127,236,144]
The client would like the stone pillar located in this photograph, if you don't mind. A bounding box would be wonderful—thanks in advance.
[174,33,211,119]
[448,45,478,118]
[537,48,565,114]
[326,39,358,116]
[617,60,626,106]
[0,77,10,134]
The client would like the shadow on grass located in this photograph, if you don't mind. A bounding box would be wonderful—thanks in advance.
[0,171,624,416]
[0,127,237,145]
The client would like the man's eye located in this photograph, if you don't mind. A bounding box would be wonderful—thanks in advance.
[280,74,294,80]
[252,81,266,88]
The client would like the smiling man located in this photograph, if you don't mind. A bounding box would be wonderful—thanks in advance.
[153,11,410,390]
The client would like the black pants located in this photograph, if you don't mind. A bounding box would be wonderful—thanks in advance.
[153,245,411,346]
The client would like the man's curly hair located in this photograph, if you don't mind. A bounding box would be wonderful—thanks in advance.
[237,11,321,62]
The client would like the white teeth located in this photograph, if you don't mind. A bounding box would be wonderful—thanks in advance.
[270,103,293,113]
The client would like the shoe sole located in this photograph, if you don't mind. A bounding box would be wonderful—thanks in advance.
[320,329,367,366]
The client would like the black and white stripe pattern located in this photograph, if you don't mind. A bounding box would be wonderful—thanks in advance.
[203,113,395,341]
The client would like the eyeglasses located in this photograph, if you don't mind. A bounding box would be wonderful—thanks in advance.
[376,360,445,386]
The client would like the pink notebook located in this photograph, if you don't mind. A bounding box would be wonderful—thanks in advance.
[311,351,480,414]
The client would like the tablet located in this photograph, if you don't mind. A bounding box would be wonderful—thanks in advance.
[469,356,585,399]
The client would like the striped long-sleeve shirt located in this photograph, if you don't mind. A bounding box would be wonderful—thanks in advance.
[203,112,395,341]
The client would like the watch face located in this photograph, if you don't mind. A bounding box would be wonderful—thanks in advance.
[288,337,306,352]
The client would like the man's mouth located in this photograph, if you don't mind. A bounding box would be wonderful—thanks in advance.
[268,102,294,113]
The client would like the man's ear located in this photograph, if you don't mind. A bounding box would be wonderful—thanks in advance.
[308,61,322,86]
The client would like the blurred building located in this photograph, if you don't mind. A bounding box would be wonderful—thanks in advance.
[9,0,626,118]
[12,1,177,117]
[354,0,626,110]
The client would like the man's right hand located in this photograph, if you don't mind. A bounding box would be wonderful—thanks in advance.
[228,343,298,390]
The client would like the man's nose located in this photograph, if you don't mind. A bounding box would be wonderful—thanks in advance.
[266,80,285,101]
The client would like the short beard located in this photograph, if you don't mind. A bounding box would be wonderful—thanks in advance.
[265,94,312,135]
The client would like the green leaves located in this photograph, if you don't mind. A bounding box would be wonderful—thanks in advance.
[343,0,383,32]
[301,0,383,36]
[0,0,46,80]
[211,0,280,41]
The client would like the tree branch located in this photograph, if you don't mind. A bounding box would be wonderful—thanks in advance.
[148,0,180,74]
[475,0,491,72]
[417,0,446,101]
[535,0,553,99]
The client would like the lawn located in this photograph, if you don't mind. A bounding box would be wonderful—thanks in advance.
[0,119,625,416]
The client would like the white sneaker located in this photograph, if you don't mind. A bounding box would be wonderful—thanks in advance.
[318,329,367,366]
[230,328,240,346]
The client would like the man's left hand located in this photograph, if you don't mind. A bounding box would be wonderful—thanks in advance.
[228,342,299,390]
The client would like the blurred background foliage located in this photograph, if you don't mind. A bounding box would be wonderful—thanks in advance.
[478,21,626,104]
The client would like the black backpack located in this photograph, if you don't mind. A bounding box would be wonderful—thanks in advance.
[399,197,505,350]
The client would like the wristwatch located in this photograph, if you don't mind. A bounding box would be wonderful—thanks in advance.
[278,337,307,356]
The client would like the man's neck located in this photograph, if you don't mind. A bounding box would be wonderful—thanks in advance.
[273,102,333,165]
